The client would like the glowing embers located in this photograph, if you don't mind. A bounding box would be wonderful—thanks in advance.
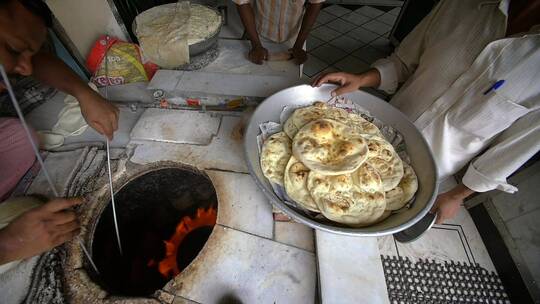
[150,207,217,279]
[90,167,217,297]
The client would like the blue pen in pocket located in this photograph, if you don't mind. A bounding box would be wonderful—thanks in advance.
[483,79,505,95]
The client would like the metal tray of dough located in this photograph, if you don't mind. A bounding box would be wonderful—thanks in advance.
[244,84,438,236]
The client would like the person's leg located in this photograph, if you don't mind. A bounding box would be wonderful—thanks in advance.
[0,118,37,202]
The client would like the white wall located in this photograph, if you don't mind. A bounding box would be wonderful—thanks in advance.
[46,0,129,58]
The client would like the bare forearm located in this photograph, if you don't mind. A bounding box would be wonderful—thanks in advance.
[236,3,262,47]
[293,2,322,49]
[446,184,475,200]
[31,52,94,102]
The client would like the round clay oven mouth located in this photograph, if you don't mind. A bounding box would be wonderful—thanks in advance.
[87,166,218,297]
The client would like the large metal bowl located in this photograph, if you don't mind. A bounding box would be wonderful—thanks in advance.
[244,84,438,236]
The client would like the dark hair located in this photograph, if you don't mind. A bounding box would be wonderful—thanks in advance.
[1,0,53,27]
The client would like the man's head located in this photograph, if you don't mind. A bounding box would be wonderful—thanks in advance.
[0,0,52,77]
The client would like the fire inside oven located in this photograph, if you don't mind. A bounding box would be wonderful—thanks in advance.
[90,167,217,296]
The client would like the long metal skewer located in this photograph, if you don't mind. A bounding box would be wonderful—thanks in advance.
[103,35,123,256]
[0,65,100,275]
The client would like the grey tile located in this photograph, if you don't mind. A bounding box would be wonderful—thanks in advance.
[307,36,325,51]
[317,231,390,304]
[333,56,370,73]
[355,5,385,18]
[346,27,379,44]
[352,45,386,64]
[389,7,401,16]
[341,12,372,26]
[323,4,352,17]
[171,226,317,304]
[274,221,315,252]
[303,55,328,77]
[208,170,274,239]
[328,35,365,53]
[378,12,398,26]
[310,25,342,42]
[317,10,336,25]
[310,44,348,65]
[369,36,393,55]
[325,18,357,34]
[362,19,392,35]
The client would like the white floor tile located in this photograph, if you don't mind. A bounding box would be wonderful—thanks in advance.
[362,19,392,35]
[328,35,365,53]
[317,231,390,304]
[317,10,337,25]
[377,235,399,256]
[352,45,387,64]
[341,12,372,26]
[325,18,357,34]
[310,25,342,42]
[323,4,352,17]
[377,13,398,26]
[303,55,328,77]
[167,226,317,304]
[355,6,385,18]
[388,7,401,16]
[307,36,325,51]
[346,27,380,43]
[274,221,315,252]
[333,55,370,73]
[310,44,348,65]
[370,36,393,54]
[207,170,274,239]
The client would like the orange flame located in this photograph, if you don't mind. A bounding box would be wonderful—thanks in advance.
[154,207,217,279]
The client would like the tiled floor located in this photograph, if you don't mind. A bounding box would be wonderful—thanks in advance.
[305,4,401,79]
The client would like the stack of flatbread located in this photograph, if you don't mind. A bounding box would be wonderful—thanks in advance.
[260,102,418,227]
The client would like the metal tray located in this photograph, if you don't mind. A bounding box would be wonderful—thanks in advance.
[244,84,438,236]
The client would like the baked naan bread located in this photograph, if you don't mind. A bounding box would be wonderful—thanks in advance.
[260,132,291,185]
[307,163,386,226]
[346,113,384,138]
[284,156,319,212]
[364,135,404,191]
[284,102,350,138]
[385,162,418,210]
[293,119,368,175]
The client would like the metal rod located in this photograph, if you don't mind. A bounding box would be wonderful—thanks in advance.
[0,64,100,275]
[103,35,123,256]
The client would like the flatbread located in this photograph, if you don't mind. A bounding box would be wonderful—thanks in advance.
[260,132,291,185]
[307,163,386,226]
[385,162,418,210]
[284,102,350,138]
[283,156,319,212]
[364,135,404,191]
[346,113,384,138]
[293,119,368,175]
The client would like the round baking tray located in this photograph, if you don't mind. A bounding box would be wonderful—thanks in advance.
[244,84,438,236]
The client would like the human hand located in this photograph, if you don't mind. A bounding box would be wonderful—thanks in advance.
[0,198,82,265]
[430,184,474,224]
[289,47,307,65]
[312,69,382,97]
[249,45,268,65]
[78,90,119,140]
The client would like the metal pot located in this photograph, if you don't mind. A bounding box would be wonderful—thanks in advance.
[132,3,223,57]
[244,84,439,237]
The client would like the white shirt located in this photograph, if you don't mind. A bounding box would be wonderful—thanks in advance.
[372,0,540,193]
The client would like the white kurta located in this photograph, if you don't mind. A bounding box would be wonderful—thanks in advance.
[372,0,540,193]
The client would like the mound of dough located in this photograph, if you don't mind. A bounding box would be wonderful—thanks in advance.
[293,119,368,175]
[307,163,386,226]
[284,156,319,212]
[284,102,350,138]
[260,132,291,185]
[364,135,404,191]
[385,162,418,210]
